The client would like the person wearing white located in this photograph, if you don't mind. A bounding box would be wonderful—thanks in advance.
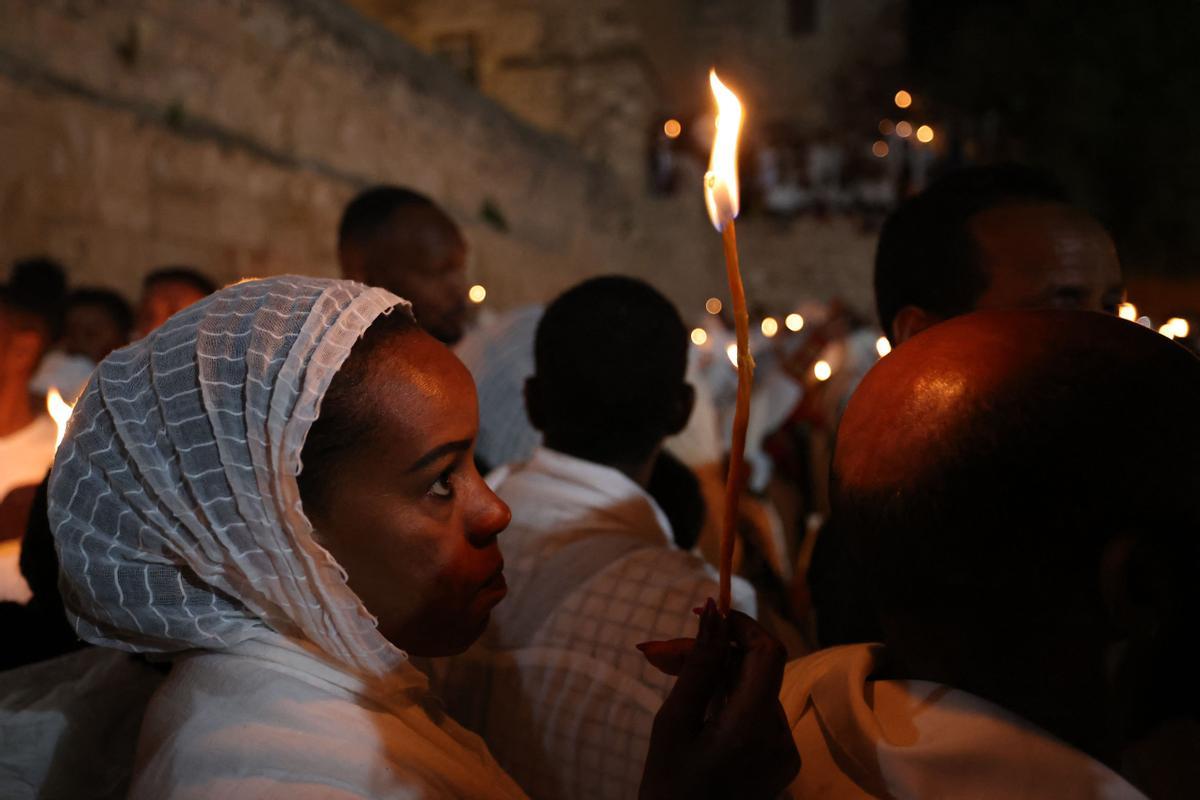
[0,284,60,602]
[433,277,759,800]
[40,277,526,799]
[779,644,1147,799]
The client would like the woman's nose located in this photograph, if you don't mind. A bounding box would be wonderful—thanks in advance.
[469,484,511,543]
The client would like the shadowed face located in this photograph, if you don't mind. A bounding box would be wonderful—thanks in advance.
[343,206,470,345]
[303,330,511,656]
[137,281,210,337]
[970,203,1124,315]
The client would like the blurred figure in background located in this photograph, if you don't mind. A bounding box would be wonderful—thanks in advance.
[60,288,133,365]
[434,276,759,800]
[338,185,469,345]
[875,163,1124,346]
[135,266,216,337]
[0,273,59,602]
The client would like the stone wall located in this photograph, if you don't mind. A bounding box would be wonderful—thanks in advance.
[0,0,878,323]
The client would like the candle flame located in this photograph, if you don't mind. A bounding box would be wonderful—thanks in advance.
[47,387,74,450]
[704,69,743,232]
[1159,317,1190,340]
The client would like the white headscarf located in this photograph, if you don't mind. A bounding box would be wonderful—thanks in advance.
[49,276,411,678]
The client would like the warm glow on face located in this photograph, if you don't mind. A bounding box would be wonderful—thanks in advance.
[468,284,487,303]
[703,70,743,232]
[706,297,723,315]
[691,327,709,346]
[47,387,74,450]
[726,343,739,367]
[761,317,779,338]
[872,140,889,158]
[1159,317,1190,339]
[785,313,804,332]
[895,90,913,109]
[663,118,682,138]
[813,360,832,381]
[916,124,934,143]
[1117,302,1138,321]
[895,121,913,138]
[876,336,892,357]
[879,119,895,136]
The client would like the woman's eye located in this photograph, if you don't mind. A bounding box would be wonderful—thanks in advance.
[429,471,454,499]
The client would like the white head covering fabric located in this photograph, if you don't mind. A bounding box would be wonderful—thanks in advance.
[49,276,410,678]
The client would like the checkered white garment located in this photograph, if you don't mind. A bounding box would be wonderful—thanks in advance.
[434,447,758,800]
[48,276,411,678]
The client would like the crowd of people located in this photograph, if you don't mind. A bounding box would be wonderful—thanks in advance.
[0,164,1195,799]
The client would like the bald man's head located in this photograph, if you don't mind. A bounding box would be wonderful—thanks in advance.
[833,310,1200,754]
[835,310,1200,613]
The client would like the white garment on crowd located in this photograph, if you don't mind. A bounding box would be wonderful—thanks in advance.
[133,631,523,800]
[34,277,524,798]
[0,647,163,799]
[780,644,1148,799]
[433,447,757,800]
[0,414,55,602]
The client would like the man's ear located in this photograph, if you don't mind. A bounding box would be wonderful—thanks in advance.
[664,383,696,437]
[891,305,943,346]
[523,375,545,433]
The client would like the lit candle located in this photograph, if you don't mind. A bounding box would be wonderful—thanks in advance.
[703,69,752,615]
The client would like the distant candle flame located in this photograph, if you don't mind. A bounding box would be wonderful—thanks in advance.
[785,313,804,332]
[468,284,487,304]
[813,360,832,381]
[726,342,739,367]
[761,317,779,338]
[1159,317,1190,340]
[704,70,743,232]
[876,336,892,357]
[691,327,709,346]
[1117,302,1137,321]
[47,387,74,450]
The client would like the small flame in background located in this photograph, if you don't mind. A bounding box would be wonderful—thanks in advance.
[703,70,744,232]
[47,387,74,451]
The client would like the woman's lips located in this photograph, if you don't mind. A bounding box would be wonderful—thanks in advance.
[478,565,507,603]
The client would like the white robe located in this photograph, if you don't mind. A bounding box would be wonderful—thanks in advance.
[131,633,527,800]
[779,644,1148,799]
[432,448,757,800]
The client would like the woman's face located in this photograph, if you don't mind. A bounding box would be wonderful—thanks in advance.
[306,330,511,657]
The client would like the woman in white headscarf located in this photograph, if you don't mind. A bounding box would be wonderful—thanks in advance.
[48,276,523,798]
[47,275,796,799]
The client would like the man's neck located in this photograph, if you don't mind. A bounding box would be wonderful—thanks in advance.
[544,440,660,489]
[0,381,36,439]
